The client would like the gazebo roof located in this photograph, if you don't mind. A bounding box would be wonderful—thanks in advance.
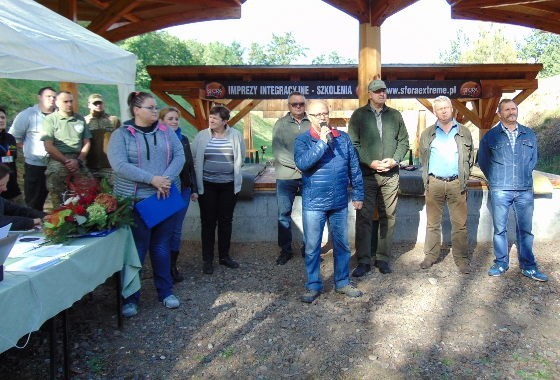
[35,0,560,42]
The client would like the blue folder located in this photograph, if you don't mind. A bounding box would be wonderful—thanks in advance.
[134,186,186,228]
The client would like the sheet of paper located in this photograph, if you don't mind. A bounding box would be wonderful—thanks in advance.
[30,245,84,258]
[5,255,61,272]
[0,223,12,238]
[8,237,48,258]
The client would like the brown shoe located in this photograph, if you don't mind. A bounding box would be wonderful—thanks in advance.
[420,257,435,269]
[457,263,470,274]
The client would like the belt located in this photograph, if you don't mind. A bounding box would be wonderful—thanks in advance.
[430,174,458,182]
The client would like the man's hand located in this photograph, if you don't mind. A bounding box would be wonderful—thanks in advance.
[64,158,80,173]
[352,201,363,210]
[370,160,388,172]
[319,125,330,143]
[191,193,199,202]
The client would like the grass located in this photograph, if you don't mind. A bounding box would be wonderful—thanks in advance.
[536,156,560,175]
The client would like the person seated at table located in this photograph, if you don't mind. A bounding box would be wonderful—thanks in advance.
[0,163,45,230]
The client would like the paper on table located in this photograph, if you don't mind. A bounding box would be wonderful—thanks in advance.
[8,237,47,258]
[30,245,84,258]
[0,223,12,238]
[6,255,61,272]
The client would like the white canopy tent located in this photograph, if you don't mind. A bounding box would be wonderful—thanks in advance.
[0,0,136,120]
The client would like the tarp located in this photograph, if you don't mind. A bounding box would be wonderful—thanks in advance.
[0,0,136,120]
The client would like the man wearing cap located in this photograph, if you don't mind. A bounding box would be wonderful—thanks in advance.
[348,79,409,276]
[84,94,121,180]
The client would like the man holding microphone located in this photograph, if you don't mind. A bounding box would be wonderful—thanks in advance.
[294,100,364,303]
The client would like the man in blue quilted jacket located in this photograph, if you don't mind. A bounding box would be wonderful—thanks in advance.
[294,100,364,303]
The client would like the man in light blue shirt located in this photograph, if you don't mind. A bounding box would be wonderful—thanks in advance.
[419,96,474,273]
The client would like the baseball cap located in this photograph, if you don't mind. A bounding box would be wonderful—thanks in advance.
[88,93,104,103]
[368,80,387,92]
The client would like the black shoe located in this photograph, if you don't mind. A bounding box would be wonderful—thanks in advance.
[203,261,213,275]
[219,256,240,269]
[170,250,184,283]
[374,260,392,274]
[276,251,293,265]
[351,263,371,278]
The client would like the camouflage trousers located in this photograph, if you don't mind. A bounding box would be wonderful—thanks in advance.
[45,156,92,209]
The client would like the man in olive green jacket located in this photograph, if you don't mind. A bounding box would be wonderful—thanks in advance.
[348,80,409,276]
[272,91,310,265]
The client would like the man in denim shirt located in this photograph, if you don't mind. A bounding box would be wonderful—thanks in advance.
[478,99,548,282]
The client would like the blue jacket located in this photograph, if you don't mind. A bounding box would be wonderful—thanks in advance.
[294,130,363,211]
[478,123,537,191]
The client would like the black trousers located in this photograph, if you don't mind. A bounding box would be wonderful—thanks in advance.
[24,163,48,212]
[198,181,238,262]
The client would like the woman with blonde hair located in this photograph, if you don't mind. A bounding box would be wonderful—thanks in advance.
[158,106,197,283]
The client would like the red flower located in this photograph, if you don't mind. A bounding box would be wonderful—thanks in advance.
[73,204,87,216]
[64,215,75,222]
[95,193,118,213]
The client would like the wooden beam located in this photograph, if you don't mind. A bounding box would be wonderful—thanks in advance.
[358,23,381,106]
[225,99,244,111]
[228,100,263,126]
[451,100,482,127]
[87,0,138,34]
[57,0,78,21]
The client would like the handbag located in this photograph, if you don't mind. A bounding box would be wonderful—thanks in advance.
[134,186,186,228]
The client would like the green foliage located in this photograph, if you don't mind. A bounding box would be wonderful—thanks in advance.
[312,51,357,64]
[118,31,195,88]
[519,30,560,77]
[247,32,308,65]
[439,25,518,63]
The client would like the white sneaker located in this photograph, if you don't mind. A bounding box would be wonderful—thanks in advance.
[162,294,180,309]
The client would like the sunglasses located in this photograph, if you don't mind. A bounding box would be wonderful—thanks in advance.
[93,101,103,106]
[289,102,305,107]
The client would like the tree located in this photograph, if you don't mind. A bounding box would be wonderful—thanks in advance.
[247,32,308,65]
[119,31,194,88]
[438,24,518,64]
[519,30,560,77]
[312,51,357,64]
[203,41,244,65]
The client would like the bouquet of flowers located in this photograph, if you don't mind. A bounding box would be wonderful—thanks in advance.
[43,176,134,244]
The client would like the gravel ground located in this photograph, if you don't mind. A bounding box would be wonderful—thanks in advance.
[1,239,559,379]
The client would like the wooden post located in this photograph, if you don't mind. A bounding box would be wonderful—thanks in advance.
[60,82,79,113]
[358,23,381,107]
[243,113,252,150]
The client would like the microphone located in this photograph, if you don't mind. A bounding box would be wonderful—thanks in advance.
[320,121,333,142]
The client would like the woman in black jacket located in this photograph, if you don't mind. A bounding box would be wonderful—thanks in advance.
[0,107,23,204]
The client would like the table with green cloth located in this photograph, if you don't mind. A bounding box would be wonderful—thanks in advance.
[0,226,141,353]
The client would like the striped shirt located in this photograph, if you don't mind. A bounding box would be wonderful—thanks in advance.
[203,137,234,183]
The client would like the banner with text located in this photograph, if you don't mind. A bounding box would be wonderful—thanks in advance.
[205,80,481,99]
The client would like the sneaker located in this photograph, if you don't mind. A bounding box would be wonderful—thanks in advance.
[276,251,293,265]
[521,268,549,282]
[203,261,213,275]
[335,284,363,298]
[488,263,509,277]
[301,289,321,303]
[374,260,392,274]
[420,257,435,270]
[219,256,240,269]
[122,303,138,318]
[162,295,180,309]
[351,263,371,278]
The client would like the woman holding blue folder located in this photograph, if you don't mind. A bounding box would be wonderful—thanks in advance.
[108,92,185,318]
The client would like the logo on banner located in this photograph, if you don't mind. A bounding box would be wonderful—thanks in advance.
[459,81,481,98]
[205,82,226,99]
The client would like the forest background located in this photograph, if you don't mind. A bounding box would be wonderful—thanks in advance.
[0,25,559,174]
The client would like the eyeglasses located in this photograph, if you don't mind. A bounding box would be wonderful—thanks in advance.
[289,102,305,108]
[92,101,103,106]
[308,112,329,118]
[139,106,159,111]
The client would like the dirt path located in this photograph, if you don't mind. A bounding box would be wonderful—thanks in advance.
[1,240,559,379]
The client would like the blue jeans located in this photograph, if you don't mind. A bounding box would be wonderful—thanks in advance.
[171,188,191,252]
[126,209,176,304]
[276,179,302,253]
[302,207,351,291]
[490,189,537,270]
